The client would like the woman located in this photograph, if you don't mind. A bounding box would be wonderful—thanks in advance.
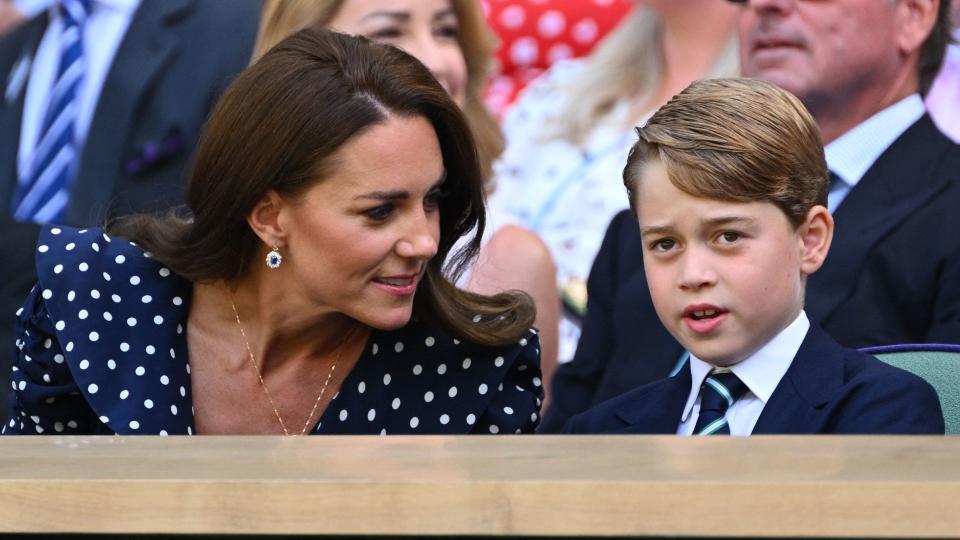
[253,0,561,404]
[489,0,739,362]
[3,29,542,436]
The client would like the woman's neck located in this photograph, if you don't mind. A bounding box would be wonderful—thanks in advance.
[195,274,368,375]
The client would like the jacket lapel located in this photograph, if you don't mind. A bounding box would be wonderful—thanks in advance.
[67,0,193,225]
[613,364,691,434]
[0,14,48,210]
[753,324,843,434]
[807,116,956,325]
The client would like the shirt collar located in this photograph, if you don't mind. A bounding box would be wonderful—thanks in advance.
[825,94,925,188]
[680,310,810,422]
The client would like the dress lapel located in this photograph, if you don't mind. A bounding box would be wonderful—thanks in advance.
[35,226,196,435]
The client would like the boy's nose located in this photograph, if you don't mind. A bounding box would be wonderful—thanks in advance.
[677,252,717,290]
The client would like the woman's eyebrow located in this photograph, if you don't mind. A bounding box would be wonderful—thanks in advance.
[359,11,411,24]
[353,173,447,202]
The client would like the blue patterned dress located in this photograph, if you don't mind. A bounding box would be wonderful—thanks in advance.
[4,226,543,435]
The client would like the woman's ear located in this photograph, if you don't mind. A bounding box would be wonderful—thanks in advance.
[247,190,287,248]
[798,205,834,276]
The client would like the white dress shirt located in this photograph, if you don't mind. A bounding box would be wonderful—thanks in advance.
[16,0,140,183]
[824,94,926,212]
[13,0,53,18]
[677,311,810,436]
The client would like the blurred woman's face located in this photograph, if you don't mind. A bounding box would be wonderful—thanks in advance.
[328,0,468,106]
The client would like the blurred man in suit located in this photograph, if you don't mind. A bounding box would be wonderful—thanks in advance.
[0,0,261,419]
[543,0,960,432]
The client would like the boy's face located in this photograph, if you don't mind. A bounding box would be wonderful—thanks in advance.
[635,159,830,367]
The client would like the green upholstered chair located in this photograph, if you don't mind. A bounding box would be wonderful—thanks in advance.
[862,345,960,435]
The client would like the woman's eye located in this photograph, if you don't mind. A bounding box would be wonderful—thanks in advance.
[424,189,445,211]
[367,27,403,41]
[364,204,394,221]
[434,23,459,39]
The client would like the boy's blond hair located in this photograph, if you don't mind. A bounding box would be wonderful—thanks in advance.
[623,78,827,228]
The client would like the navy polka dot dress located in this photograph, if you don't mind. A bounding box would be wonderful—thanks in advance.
[3,226,543,435]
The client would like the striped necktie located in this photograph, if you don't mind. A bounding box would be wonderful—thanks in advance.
[10,0,91,224]
[693,371,749,435]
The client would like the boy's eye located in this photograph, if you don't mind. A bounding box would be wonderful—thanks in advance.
[364,204,395,222]
[650,238,676,252]
[718,231,742,244]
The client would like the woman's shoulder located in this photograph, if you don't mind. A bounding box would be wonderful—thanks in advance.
[34,225,190,304]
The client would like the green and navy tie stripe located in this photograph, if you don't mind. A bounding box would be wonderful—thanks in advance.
[11,0,91,224]
[693,371,749,435]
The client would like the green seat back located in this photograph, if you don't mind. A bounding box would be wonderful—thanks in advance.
[871,349,960,435]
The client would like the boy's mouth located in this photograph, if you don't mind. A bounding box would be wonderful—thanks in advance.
[682,304,728,321]
[690,309,719,320]
[682,304,729,335]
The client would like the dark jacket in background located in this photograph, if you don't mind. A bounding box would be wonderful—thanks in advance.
[0,0,261,421]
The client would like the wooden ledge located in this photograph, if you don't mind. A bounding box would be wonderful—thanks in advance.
[0,435,957,537]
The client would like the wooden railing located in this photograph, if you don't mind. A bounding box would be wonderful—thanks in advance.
[1,435,958,537]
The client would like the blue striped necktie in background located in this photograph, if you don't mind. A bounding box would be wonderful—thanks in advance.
[10,0,91,224]
[693,371,749,435]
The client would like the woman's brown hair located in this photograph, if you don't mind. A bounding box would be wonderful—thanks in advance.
[252,0,504,185]
[109,28,533,346]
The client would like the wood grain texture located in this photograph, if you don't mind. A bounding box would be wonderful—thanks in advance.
[0,435,958,536]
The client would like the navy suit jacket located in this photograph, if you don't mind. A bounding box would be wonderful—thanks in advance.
[563,324,945,434]
[543,115,960,432]
[0,0,259,421]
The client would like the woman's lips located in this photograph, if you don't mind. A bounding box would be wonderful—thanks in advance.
[372,274,419,296]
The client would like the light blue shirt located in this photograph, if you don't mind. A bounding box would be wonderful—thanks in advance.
[824,94,926,212]
[678,311,809,436]
[16,0,141,187]
[13,0,52,18]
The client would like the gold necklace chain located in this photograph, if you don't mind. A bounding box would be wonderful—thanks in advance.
[229,292,353,436]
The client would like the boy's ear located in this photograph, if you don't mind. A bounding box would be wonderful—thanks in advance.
[797,205,834,276]
[247,190,288,249]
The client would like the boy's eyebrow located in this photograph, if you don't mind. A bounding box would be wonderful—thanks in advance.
[352,172,447,202]
[702,216,760,228]
[639,216,759,236]
[639,225,675,237]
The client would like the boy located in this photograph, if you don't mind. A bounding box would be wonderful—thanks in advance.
[564,78,944,435]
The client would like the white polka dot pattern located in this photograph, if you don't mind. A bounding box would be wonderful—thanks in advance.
[481,0,632,117]
[2,226,193,435]
[3,226,544,436]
